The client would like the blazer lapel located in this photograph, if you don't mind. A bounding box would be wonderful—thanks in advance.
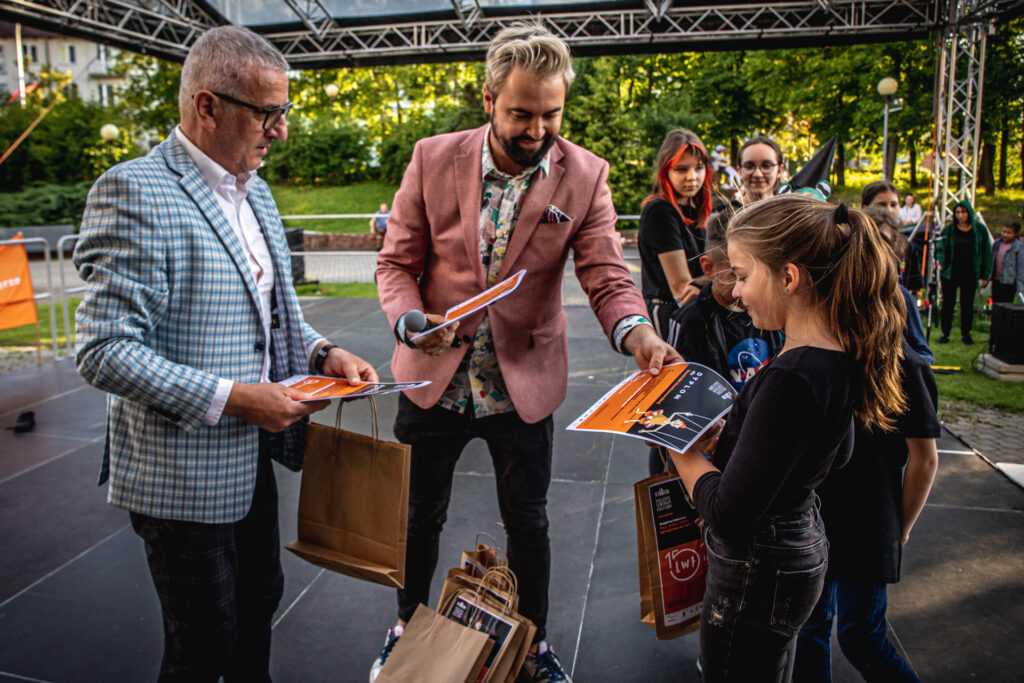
[498,143,565,280]
[162,134,262,319]
[455,130,487,289]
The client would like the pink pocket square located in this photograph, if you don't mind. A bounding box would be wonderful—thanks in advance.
[542,205,572,223]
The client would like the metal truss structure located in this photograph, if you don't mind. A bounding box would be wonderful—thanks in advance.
[0,0,1016,68]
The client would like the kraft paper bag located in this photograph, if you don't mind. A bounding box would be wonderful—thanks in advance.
[286,400,410,588]
[439,566,535,683]
[376,604,493,683]
[635,467,708,639]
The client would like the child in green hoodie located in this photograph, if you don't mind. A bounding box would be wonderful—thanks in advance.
[936,200,993,345]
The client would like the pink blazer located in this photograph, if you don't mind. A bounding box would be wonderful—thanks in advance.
[376,125,645,423]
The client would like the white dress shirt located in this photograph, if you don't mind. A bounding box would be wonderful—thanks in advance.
[175,127,276,425]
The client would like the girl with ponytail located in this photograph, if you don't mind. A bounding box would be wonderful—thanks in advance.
[668,194,906,681]
[637,129,714,336]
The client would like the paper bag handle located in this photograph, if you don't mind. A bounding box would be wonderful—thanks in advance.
[331,396,380,453]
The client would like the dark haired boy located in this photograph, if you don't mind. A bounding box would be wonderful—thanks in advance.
[991,221,1023,304]
[652,211,783,475]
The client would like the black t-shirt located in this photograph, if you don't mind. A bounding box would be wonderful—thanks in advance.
[667,283,784,391]
[692,347,856,539]
[638,198,704,302]
[817,343,940,583]
[953,227,975,277]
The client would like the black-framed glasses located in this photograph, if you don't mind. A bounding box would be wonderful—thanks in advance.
[740,161,778,174]
[210,91,292,130]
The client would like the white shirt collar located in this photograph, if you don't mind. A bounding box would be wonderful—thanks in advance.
[174,126,256,196]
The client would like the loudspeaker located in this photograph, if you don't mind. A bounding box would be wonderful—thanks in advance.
[990,303,1024,365]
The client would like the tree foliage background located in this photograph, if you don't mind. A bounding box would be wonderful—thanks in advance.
[1,16,1021,225]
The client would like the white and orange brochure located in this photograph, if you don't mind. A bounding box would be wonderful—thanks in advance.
[281,375,430,402]
[409,269,526,341]
[567,363,737,453]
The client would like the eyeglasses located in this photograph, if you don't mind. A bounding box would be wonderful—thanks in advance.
[210,91,293,130]
[740,161,779,174]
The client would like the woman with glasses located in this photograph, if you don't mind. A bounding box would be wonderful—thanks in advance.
[637,129,714,339]
[737,136,784,205]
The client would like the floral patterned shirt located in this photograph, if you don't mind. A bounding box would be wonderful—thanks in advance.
[437,131,550,417]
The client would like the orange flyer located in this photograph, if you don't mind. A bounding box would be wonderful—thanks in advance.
[567,362,736,453]
[409,269,525,341]
[281,375,430,402]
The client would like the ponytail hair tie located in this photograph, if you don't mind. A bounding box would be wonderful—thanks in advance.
[834,202,850,226]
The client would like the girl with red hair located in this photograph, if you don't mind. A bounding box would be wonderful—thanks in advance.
[638,128,714,338]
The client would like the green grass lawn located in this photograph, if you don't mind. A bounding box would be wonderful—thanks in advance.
[272,181,399,234]
[295,282,378,298]
[0,299,80,347]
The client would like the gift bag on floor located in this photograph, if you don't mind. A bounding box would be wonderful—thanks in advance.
[286,399,410,588]
[440,566,535,683]
[635,449,707,639]
[376,604,493,683]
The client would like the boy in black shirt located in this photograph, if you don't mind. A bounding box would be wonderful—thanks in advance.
[666,211,783,392]
[794,342,940,682]
[651,211,782,474]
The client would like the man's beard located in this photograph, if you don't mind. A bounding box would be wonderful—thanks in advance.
[491,113,556,169]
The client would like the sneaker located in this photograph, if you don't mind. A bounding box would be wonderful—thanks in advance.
[937,335,950,344]
[962,335,975,345]
[522,643,573,683]
[369,627,401,682]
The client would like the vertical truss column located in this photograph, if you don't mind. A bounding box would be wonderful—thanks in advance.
[931,0,989,229]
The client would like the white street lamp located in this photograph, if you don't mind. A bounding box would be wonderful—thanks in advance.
[877,77,898,182]
[99,123,119,142]
[324,83,339,100]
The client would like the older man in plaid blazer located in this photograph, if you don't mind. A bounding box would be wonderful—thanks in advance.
[74,26,376,682]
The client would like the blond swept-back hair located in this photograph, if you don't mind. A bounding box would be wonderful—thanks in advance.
[485,22,575,96]
[727,195,907,430]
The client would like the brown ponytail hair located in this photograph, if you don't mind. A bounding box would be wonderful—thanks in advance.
[727,195,906,430]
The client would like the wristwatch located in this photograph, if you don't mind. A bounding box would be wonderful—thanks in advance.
[313,343,337,375]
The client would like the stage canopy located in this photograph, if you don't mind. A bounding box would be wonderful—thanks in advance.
[0,1,1020,69]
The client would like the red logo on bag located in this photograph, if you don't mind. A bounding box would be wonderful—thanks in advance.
[666,547,701,582]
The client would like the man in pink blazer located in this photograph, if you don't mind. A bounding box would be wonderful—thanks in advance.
[373,24,678,683]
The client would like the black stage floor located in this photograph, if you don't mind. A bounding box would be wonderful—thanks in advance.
[1,298,1021,682]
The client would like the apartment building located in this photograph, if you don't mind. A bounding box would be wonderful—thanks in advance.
[0,21,123,104]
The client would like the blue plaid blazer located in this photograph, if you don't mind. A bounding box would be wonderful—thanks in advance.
[74,133,321,523]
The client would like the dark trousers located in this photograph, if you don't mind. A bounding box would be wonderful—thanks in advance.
[794,574,921,682]
[940,275,977,339]
[394,394,553,642]
[130,437,283,683]
[699,507,829,682]
[992,281,1017,304]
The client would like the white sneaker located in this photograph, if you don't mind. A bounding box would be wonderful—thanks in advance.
[368,626,401,682]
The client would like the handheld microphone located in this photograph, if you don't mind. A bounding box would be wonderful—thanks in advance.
[403,309,462,348]
[404,309,428,334]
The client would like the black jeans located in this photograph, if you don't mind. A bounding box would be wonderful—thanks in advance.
[700,505,829,682]
[130,435,283,683]
[940,275,977,338]
[394,394,553,642]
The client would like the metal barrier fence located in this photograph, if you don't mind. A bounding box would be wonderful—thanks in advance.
[6,215,645,364]
[0,236,60,358]
[57,234,84,356]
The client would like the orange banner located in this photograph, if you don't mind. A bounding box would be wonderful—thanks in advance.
[0,233,38,331]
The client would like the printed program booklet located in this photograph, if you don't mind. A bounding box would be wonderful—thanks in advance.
[409,269,525,341]
[281,375,430,402]
[567,362,737,453]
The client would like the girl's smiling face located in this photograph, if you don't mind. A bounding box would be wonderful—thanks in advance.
[728,239,786,331]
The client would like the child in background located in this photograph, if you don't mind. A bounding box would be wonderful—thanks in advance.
[863,207,934,365]
[667,209,784,392]
[793,336,939,683]
[669,196,907,681]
